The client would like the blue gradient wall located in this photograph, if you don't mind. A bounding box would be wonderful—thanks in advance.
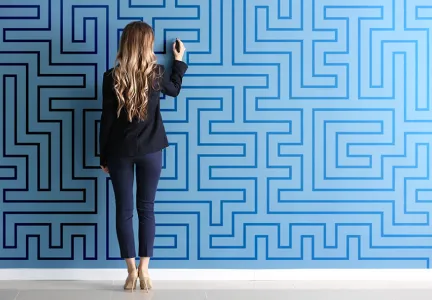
[1,0,432,269]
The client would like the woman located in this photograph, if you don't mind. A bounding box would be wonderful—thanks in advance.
[98,21,187,291]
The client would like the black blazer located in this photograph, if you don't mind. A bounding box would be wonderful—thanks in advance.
[99,59,188,167]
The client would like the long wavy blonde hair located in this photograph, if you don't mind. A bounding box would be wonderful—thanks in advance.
[113,21,161,122]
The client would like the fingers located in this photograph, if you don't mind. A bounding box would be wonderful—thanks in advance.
[172,38,186,54]
[173,38,186,61]
[100,165,109,174]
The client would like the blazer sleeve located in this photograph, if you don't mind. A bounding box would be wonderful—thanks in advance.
[160,59,188,97]
[99,71,117,167]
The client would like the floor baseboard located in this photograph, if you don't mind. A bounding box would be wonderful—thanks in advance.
[0,269,431,281]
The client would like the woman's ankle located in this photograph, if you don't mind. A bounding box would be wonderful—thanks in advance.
[138,267,149,275]
[125,258,137,274]
[138,257,150,276]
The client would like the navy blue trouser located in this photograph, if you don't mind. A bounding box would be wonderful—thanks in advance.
[107,151,162,258]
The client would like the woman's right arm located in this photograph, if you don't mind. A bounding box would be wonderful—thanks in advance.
[160,39,188,97]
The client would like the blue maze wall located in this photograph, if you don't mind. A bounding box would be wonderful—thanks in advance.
[1,0,432,269]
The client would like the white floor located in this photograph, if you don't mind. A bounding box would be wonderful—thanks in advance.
[1,280,432,300]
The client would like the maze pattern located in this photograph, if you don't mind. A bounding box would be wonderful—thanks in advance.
[1,0,432,268]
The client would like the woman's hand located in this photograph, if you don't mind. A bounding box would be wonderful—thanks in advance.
[173,38,186,61]
[100,165,109,174]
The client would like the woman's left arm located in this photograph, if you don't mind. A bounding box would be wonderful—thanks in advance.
[99,71,116,168]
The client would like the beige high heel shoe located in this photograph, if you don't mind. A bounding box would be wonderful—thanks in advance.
[138,270,153,292]
[124,269,138,291]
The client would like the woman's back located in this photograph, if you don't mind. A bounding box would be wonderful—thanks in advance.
[100,60,187,162]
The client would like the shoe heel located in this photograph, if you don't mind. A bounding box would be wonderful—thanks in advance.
[138,271,152,292]
[123,270,138,291]
[142,279,148,293]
